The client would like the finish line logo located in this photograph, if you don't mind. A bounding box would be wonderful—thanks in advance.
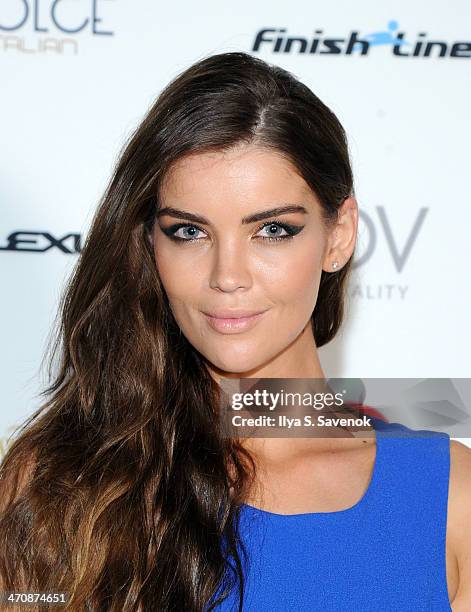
[253,20,471,59]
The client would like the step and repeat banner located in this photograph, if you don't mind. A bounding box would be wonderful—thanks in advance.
[1,1,470,451]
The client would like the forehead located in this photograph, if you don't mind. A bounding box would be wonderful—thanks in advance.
[160,144,316,207]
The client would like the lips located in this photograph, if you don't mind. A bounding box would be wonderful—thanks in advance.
[202,309,268,334]
[203,309,267,319]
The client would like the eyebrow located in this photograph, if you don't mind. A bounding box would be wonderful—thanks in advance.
[156,204,308,225]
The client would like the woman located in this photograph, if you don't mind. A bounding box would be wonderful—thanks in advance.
[0,51,469,611]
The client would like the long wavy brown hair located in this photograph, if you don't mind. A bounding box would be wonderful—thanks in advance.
[0,51,355,611]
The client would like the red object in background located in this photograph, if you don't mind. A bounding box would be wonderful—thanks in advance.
[347,403,389,423]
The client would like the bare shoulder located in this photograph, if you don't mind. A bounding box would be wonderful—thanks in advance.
[448,440,471,610]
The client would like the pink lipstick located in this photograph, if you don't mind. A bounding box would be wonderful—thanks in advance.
[202,309,268,334]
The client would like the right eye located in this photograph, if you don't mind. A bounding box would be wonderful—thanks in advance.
[160,223,208,242]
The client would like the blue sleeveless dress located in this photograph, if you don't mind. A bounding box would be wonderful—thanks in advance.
[207,417,452,611]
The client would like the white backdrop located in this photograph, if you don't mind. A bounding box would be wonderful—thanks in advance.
[1,0,470,453]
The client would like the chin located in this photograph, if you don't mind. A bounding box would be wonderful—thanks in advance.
[205,352,265,377]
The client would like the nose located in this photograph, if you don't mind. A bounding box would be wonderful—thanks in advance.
[209,239,252,292]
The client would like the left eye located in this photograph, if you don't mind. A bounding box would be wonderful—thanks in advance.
[256,222,289,239]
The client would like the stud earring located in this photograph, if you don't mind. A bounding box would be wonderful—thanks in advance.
[332,261,339,270]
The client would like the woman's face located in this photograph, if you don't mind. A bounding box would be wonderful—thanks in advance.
[152,143,350,379]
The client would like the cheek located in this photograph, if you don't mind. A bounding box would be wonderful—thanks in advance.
[291,258,321,302]
[280,253,319,286]
[153,244,192,303]
[260,241,323,307]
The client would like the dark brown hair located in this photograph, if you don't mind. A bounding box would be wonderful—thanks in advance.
[0,51,355,610]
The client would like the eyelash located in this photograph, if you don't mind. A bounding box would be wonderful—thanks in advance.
[160,221,304,244]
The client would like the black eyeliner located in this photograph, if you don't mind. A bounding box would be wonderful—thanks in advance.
[158,222,206,244]
[158,220,305,243]
[256,220,304,240]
